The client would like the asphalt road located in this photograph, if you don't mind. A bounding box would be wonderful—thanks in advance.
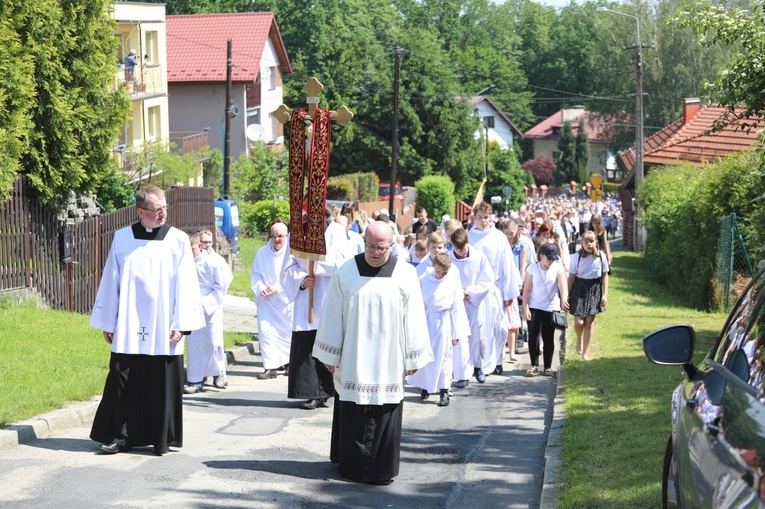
[0,296,562,508]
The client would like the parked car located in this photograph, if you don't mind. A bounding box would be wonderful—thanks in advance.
[643,267,765,509]
[378,181,403,203]
[214,198,240,255]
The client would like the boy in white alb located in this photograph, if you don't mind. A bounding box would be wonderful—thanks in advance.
[409,253,469,406]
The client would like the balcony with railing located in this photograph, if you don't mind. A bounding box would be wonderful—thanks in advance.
[169,131,210,158]
[114,63,164,98]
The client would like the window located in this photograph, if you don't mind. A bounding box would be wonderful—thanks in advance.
[144,31,157,63]
[147,106,160,141]
[483,116,495,129]
[269,66,277,90]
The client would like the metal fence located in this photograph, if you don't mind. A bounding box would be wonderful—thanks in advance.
[714,213,755,309]
[0,177,215,314]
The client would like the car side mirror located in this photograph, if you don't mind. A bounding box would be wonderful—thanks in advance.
[643,324,695,365]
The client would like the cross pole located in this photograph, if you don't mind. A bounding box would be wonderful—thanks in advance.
[273,77,353,323]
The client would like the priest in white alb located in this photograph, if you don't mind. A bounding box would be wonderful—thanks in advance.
[313,221,434,485]
[250,220,293,379]
[89,185,204,456]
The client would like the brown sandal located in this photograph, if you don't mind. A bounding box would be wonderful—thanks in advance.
[543,369,554,377]
[525,367,539,377]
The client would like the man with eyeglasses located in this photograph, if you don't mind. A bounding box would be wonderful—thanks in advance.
[313,221,433,485]
[250,220,293,380]
[89,185,204,456]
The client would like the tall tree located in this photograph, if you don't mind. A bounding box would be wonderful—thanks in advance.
[574,118,590,183]
[15,0,129,209]
[556,120,576,185]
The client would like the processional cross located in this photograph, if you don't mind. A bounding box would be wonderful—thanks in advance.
[273,77,353,323]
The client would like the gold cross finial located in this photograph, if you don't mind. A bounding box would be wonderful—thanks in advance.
[273,77,354,125]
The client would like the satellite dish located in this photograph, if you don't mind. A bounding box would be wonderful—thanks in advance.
[260,67,271,81]
[246,124,266,142]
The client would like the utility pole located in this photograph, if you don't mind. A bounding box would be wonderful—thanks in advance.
[223,38,232,198]
[389,42,401,219]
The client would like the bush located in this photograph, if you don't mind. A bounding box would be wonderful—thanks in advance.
[522,155,555,186]
[240,199,290,235]
[639,151,765,309]
[326,176,353,201]
[334,172,379,202]
[603,182,620,194]
[414,175,455,219]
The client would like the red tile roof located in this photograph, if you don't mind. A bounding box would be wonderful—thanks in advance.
[166,13,292,84]
[523,108,611,144]
[619,105,763,173]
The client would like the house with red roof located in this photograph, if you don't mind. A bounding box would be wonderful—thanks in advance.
[523,106,617,181]
[618,98,763,249]
[166,12,292,160]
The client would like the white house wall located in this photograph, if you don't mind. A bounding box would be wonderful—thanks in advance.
[259,37,284,145]
[475,101,513,149]
[168,83,248,158]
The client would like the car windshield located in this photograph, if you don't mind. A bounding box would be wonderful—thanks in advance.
[379,187,390,196]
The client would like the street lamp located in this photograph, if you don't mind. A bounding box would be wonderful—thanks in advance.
[596,6,644,251]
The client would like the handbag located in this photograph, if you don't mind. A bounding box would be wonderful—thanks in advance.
[551,310,568,329]
[539,264,568,329]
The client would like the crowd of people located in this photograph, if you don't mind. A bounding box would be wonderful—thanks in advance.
[87,184,616,487]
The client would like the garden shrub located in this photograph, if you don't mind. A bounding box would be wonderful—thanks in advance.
[414,175,455,220]
[334,172,379,202]
[327,176,353,201]
[240,199,290,235]
[640,151,765,309]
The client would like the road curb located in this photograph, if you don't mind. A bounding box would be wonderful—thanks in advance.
[0,340,261,454]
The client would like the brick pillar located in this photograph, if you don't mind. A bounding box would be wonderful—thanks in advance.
[622,210,635,250]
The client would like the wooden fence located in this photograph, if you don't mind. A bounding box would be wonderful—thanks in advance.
[0,177,215,314]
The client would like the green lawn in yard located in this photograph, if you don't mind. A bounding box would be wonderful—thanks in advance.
[558,243,727,508]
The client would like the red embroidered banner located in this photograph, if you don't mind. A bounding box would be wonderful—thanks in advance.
[288,107,331,260]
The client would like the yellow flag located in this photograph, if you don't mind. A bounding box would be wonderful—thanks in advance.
[472,179,487,209]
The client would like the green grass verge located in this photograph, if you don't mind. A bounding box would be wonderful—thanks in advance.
[558,244,727,508]
[227,235,265,297]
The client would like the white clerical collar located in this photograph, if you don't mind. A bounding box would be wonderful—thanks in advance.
[140,220,153,232]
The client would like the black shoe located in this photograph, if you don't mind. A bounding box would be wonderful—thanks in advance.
[153,446,169,456]
[99,442,120,454]
[301,399,319,410]
[438,392,450,407]
[492,365,503,375]
[453,379,469,389]
[474,368,486,383]
[420,389,429,400]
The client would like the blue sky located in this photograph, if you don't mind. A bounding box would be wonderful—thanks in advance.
[533,0,582,8]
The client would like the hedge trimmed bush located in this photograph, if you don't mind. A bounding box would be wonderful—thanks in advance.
[327,176,353,201]
[240,199,291,235]
[603,182,620,194]
[414,175,455,220]
[639,151,765,309]
[334,172,379,202]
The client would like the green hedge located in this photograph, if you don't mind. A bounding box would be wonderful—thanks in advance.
[333,171,379,202]
[639,151,765,309]
[603,182,620,194]
[327,176,353,201]
[414,175,455,220]
[240,199,291,235]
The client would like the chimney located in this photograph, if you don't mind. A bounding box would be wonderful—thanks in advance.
[683,98,701,124]
[561,105,585,123]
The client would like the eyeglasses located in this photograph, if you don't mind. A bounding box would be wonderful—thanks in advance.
[139,205,167,214]
[365,243,391,254]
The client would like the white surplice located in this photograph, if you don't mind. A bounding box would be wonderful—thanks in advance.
[90,225,204,356]
[251,240,293,369]
[313,258,434,405]
[407,267,470,393]
[186,250,229,382]
[450,247,495,371]
[468,225,519,367]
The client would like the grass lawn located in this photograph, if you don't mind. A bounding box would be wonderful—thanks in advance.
[1,236,265,428]
[558,243,727,508]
